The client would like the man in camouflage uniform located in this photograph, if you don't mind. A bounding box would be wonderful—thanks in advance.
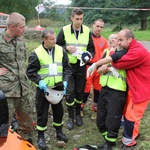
[0,12,33,143]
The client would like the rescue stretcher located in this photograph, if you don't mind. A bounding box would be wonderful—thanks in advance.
[0,128,36,150]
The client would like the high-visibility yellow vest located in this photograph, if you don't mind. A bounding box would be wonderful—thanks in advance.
[34,44,63,86]
[100,50,127,91]
[63,24,90,64]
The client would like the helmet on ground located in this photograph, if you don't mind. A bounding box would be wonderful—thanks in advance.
[45,87,64,104]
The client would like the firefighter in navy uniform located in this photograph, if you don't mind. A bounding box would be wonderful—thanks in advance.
[57,8,95,130]
[26,29,72,149]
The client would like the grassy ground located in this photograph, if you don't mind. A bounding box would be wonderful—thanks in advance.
[32,97,150,150]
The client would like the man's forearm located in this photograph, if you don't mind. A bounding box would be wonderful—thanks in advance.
[95,56,112,67]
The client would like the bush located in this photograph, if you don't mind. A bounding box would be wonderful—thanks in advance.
[27,18,64,28]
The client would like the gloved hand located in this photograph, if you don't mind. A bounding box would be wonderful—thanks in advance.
[39,80,47,92]
[87,63,97,78]
[63,81,68,95]
[81,51,92,63]
[109,67,119,78]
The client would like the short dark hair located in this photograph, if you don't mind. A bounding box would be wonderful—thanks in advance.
[93,19,104,24]
[71,8,83,17]
[42,29,55,39]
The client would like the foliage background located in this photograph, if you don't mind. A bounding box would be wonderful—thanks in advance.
[1,0,150,149]
[0,0,150,30]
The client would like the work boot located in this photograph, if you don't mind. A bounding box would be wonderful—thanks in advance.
[57,131,68,142]
[75,115,83,126]
[67,109,74,130]
[98,141,116,150]
[38,137,47,150]
[121,144,135,150]
[67,118,74,130]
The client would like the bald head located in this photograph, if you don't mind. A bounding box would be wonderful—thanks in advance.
[117,28,134,49]
[119,29,134,39]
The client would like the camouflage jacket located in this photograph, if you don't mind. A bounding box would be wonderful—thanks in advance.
[0,31,30,97]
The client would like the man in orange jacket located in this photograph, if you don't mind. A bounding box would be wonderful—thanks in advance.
[81,19,108,119]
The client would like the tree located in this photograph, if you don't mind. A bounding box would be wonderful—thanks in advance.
[130,0,150,30]
[71,0,150,30]
[0,0,39,22]
[71,0,107,25]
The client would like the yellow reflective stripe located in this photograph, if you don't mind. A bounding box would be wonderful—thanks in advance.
[66,101,75,106]
[41,62,62,68]
[74,98,82,104]
[36,125,47,131]
[52,121,63,127]
[105,135,117,142]
[102,72,126,82]
[102,131,107,136]
[40,73,62,78]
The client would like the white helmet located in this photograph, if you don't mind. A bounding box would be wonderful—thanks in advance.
[45,87,64,104]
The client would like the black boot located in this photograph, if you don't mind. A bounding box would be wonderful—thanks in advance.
[75,115,83,126]
[75,105,83,127]
[37,131,47,150]
[56,129,68,143]
[67,118,74,130]
[67,109,74,130]
[98,141,116,150]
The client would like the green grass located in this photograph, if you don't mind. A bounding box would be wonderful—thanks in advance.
[53,27,150,41]
[32,99,150,150]
[101,28,150,41]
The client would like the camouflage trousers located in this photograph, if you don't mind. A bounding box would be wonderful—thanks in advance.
[7,94,34,141]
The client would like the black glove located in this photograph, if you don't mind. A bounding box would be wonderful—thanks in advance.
[81,51,92,63]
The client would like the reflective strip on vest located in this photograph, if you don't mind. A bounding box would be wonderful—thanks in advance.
[36,125,47,131]
[34,44,63,86]
[100,50,127,92]
[63,24,90,64]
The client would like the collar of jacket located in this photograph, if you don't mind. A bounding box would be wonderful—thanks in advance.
[42,42,54,53]
[2,30,22,43]
[91,32,101,38]
[70,24,83,34]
